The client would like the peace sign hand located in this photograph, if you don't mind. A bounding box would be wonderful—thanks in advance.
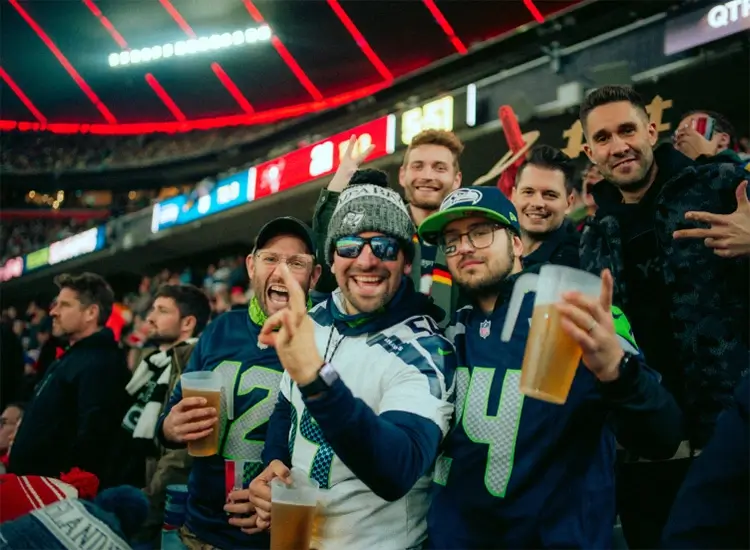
[673,180,750,258]
[554,269,625,383]
[327,134,376,193]
[258,263,324,386]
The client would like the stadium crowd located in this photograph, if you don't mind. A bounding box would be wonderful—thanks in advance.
[0,89,749,550]
[0,124,270,172]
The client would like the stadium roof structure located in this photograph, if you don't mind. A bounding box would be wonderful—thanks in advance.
[0,0,580,135]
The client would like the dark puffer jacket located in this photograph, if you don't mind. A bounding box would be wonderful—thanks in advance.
[579,144,749,448]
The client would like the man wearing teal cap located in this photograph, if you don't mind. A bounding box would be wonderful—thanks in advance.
[419,186,682,549]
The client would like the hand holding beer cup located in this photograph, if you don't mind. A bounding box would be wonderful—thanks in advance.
[554,269,624,383]
[245,459,292,530]
[258,264,324,387]
[163,393,219,448]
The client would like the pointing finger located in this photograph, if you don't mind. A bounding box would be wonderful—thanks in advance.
[278,263,307,317]
[673,227,719,240]
[684,210,726,225]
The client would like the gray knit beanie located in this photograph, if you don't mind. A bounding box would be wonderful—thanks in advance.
[325,170,415,266]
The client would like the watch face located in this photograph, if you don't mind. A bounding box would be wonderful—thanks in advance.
[320,363,338,385]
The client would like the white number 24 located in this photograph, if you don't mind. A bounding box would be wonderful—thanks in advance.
[454,367,524,498]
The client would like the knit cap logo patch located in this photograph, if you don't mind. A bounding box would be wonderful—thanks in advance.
[32,499,129,550]
[341,211,365,233]
[336,184,409,214]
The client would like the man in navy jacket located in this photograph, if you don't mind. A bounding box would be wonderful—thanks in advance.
[418,187,683,549]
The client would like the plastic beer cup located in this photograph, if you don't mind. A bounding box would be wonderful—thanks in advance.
[501,265,602,404]
[270,469,320,550]
[180,371,223,457]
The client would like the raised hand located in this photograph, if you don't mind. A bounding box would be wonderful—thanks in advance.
[258,263,324,386]
[555,269,625,383]
[673,180,750,258]
[327,134,376,193]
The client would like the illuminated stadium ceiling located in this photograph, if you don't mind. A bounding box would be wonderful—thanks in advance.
[0,0,580,134]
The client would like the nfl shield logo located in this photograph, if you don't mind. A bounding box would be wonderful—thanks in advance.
[479,320,491,339]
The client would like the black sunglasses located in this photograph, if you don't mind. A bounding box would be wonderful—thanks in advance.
[335,235,401,261]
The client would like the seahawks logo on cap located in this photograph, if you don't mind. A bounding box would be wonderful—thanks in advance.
[440,188,483,211]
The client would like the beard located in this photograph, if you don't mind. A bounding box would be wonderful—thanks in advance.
[337,267,396,314]
[602,147,656,192]
[148,329,181,346]
[454,237,516,301]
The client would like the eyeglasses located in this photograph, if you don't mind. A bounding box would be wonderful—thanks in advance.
[335,236,401,262]
[439,223,504,257]
[255,251,313,272]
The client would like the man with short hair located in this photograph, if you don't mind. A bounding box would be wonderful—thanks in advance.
[510,144,581,269]
[124,284,211,547]
[578,85,749,547]
[418,186,682,549]
[243,175,455,550]
[158,217,321,549]
[9,273,131,488]
[313,130,464,321]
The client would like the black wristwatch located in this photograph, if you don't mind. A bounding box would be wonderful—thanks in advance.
[299,363,339,398]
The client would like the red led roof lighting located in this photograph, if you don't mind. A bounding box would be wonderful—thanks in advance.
[523,0,546,23]
[8,0,117,124]
[0,66,48,125]
[211,63,254,114]
[421,0,467,55]
[0,80,388,135]
[145,73,186,122]
[81,0,128,48]
[157,0,197,38]
[156,0,256,114]
[325,0,394,81]
[241,0,324,101]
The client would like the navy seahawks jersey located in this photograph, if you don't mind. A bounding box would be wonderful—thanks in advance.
[161,309,283,549]
[428,290,675,549]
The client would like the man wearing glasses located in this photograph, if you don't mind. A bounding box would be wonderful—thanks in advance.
[418,187,682,549]
[241,172,455,550]
[158,217,321,549]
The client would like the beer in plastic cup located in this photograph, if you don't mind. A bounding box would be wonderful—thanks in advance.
[501,265,602,404]
[270,469,319,550]
[180,371,222,457]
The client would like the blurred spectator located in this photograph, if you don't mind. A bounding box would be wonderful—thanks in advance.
[0,402,25,470]
[673,110,744,165]
[123,284,210,547]
[9,273,132,489]
[230,286,249,311]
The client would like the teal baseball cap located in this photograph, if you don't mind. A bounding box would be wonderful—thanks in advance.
[418,186,521,244]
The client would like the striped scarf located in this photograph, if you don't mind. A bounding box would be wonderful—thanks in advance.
[410,233,454,327]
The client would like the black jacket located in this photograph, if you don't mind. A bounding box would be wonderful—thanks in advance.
[522,219,581,270]
[9,328,132,487]
[579,144,749,448]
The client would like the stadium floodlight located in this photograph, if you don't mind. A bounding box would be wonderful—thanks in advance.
[108,25,272,68]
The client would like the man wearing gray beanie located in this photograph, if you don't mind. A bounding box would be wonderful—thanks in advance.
[246,167,456,550]
[313,131,465,324]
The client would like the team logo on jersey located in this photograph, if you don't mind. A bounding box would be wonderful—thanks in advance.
[479,319,491,339]
[440,188,482,211]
